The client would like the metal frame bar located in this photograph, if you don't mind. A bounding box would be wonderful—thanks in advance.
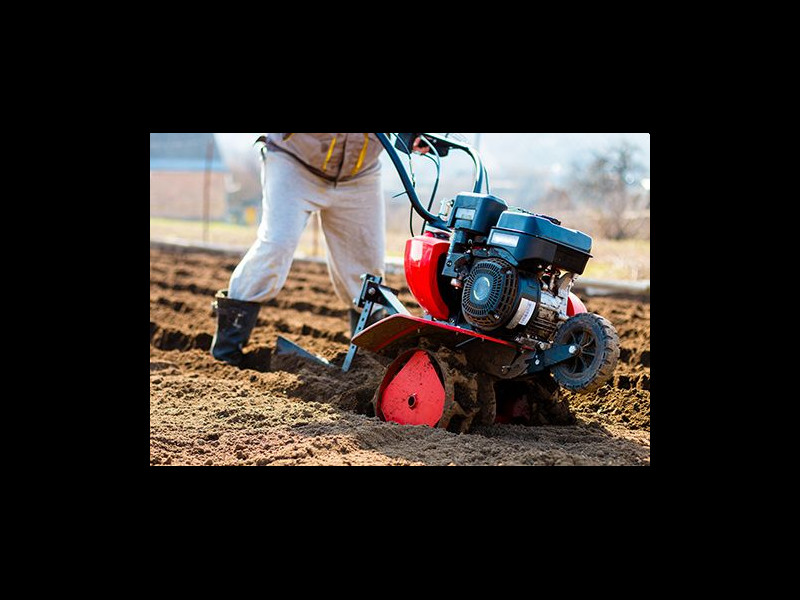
[524,343,579,376]
[342,274,410,373]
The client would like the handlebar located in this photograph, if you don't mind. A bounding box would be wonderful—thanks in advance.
[375,133,487,232]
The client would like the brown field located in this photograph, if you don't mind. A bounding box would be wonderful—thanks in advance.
[150,244,650,466]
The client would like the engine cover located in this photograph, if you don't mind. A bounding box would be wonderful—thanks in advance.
[462,258,520,332]
[462,258,546,333]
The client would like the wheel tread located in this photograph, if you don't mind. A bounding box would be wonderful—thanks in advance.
[552,313,620,394]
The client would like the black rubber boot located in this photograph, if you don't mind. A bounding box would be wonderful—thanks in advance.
[349,307,388,337]
[211,290,261,366]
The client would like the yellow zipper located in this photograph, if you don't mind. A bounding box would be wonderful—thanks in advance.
[321,135,338,172]
[350,133,370,176]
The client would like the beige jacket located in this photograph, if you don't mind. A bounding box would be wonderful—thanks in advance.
[266,133,386,182]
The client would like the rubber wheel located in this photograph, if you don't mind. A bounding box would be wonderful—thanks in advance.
[551,313,619,393]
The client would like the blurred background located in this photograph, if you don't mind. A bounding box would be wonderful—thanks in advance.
[150,133,650,281]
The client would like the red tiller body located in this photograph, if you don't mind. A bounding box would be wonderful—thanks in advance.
[404,234,452,321]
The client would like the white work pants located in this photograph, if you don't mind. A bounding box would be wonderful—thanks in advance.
[229,149,386,307]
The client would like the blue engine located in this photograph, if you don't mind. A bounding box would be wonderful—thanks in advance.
[440,193,593,342]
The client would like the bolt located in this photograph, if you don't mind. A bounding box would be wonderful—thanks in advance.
[569,345,578,355]
[535,359,541,366]
[368,288,376,296]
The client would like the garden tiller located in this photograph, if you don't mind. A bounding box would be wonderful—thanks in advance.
[282,133,620,433]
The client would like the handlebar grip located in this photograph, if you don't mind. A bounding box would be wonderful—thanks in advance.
[394,133,420,155]
[395,133,450,157]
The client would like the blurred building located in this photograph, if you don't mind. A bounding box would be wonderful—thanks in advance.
[150,133,230,219]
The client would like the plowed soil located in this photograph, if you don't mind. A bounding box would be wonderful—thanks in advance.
[150,244,650,466]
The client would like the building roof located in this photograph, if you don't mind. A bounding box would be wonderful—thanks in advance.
[150,133,228,172]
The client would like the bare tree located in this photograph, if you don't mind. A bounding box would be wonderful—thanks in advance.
[569,143,649,240]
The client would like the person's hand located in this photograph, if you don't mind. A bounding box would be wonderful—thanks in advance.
[412,136,431,154]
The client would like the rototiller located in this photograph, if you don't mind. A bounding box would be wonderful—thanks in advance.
[272,133,621,432]
[331,133,620,433]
